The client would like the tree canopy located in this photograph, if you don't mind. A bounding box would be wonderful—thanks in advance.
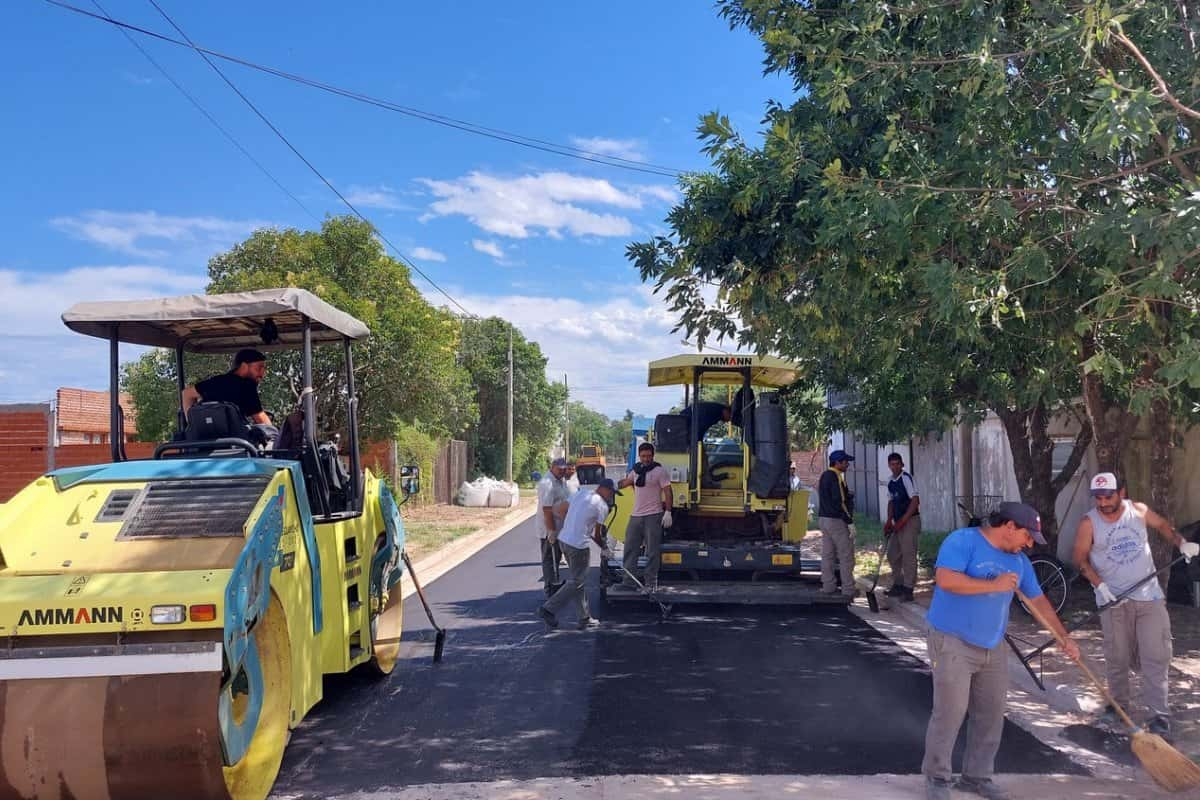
[125,216,476,443]
[630,0,1200,547]
[458,317,566,480]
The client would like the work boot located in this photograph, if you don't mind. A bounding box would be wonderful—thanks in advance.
[955,776,1011,800]
[1148,715,1171,738]
[924,776,952,800]
[1094,704,1121,730]
[536,607,558,629]
[886,584,906,598]
[900,586,915,602]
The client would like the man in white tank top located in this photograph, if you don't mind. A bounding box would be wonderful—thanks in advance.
[1072,472,1199,737]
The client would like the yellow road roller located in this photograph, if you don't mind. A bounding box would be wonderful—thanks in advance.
[602,354,847,607]
[0,288,418,799]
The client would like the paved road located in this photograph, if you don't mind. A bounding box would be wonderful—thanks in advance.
[272,517,1083,797]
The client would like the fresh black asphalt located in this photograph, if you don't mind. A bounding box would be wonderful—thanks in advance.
[272,516,1084,796]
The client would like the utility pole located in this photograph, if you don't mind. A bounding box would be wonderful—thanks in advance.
[564,373,570,457]
[506,325,513,483]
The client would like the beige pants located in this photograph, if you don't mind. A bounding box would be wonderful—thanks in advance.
[886,516,921,588]
[922,628,1008,782]
[623,513,664,589]
[1100,598,1172,718]
[818,517,855,595]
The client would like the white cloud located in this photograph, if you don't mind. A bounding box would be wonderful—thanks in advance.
[471,239,504,260]
[569,136,647,163]
[423,285,750,418]
[637,185,680,204]
[344,185,408,211]
[0,265,207,402]
[409,246,447,262]
[418,171,642,239]
[50,210,269,259]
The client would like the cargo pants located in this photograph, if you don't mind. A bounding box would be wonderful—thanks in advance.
[922,628,1008,782]
[818,517,855,596]
[623,513,663,589]
[886,515,921,589]
[543,542,591,622]
[1100,598,1172,719]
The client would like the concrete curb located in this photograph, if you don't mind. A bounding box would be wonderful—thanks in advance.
[291,772,1156,799]
[398,504,535,600]
[854,577,1091,714]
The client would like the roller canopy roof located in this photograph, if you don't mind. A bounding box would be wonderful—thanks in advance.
[647,354,801,388]
[61,288,370,352]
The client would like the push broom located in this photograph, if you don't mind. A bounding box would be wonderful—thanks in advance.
[1017,590,1200,792]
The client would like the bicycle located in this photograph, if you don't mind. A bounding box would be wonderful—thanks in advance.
[955,500,1071,615]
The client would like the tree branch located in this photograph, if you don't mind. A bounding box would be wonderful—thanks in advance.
[1110,29,1200,121]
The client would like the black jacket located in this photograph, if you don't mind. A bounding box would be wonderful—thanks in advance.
[818,467,853,523]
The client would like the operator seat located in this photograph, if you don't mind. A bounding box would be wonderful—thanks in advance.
[185,401,252,442]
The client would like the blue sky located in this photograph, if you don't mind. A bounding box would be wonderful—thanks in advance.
[2,1,792,417]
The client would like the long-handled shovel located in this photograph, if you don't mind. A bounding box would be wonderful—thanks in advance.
[1018,590,1200,792]
[401,549,447,662]
[866,529,893,613]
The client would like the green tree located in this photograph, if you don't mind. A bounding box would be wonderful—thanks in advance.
[124,216,477,443]
[630,0,1200,546]
[459,317,566,479]
[567,401,614,455]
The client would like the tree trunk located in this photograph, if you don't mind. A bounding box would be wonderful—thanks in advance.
[993,400,1093,554]
[1080,338,1137,472]
[1149,388,1176,591]
[995,402,1059,551]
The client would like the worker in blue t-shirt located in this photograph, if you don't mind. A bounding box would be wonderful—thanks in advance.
[921,502,1079,800]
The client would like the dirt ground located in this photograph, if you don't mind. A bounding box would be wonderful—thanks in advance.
[402,494,535,562]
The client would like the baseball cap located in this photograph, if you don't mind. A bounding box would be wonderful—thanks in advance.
[596,478,623,496]
[995,501,1046,545]
[551,457,569,469]
[1089,472,1118,496]
[829,449,855,464]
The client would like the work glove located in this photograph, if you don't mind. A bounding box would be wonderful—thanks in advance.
[1180,541,1199,563]
[661,510,673,529]
[1094,582,1119,607]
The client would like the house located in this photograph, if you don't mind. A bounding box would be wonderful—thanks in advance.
[54,387,137,445]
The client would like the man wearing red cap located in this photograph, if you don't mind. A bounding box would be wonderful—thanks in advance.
[1072,472,1199,737]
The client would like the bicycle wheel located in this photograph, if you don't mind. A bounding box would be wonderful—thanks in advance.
[1016,556,1069,615]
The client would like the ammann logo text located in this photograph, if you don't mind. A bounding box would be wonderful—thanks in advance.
[701,356,752,367]
[17,607,123,626]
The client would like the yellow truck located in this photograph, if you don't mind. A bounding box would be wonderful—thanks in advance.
[602,354,847,607]
[0,289,420,799]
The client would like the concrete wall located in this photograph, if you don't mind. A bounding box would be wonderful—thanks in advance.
[911,432,958,534]
[966,412,1094,562]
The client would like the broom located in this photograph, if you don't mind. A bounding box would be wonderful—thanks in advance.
[1017,590,1200,792]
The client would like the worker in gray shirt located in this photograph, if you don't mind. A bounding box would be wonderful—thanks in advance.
[1072,472,1199,737]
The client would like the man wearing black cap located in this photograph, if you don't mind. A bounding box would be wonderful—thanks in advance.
[921,502,1080,800]
[182,348,272,425]
[817,449,857,597]
[538,478,619,630]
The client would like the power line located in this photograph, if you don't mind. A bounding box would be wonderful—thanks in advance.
[44,0,688,178]
[86,0,320,224]
[142,0,475,318]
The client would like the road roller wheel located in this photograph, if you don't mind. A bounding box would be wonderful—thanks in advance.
[222,593,292,800]
[369,534,404,675]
